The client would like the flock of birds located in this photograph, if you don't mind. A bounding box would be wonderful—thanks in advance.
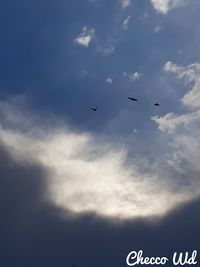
[90,97,160,111]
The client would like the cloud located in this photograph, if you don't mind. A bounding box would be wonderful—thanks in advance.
[150,0,187,14]
[123,16,131,30]
[152,111,200,133]
[96,36,115,56]
[153,61,200,194]
[98,45,115,55]
[105,77,113,84]
[130,72,140,81]
[0,96,200,221]
[154,62,200,140]
[164,61,200,108]
[123,71,141,81]
[1,136,200,267]
[119,0,131,9]
[74,26,95,47]
[123,71,128,77]
[163,61,200,81]
[154,26,162,33]
[164,61,181,73]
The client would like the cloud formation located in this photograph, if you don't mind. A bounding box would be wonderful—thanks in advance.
[96,36,116,56]
[123,16,131,30]
[105,77,113,84]
[123,71,141,81]
[151,0,187,14]
[1,140,200,267]
[119,0,131,9]
[164,61,200,109]
[74,26,95,47]
[1,0,200,265]
[0,96,200,220]
[154,61,200,135]
[130,72,140,81]
[153,61,200,196]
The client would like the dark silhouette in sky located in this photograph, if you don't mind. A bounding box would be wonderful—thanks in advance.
[154,102,160,106]
[128,97,138,102]
[90,107,97,111]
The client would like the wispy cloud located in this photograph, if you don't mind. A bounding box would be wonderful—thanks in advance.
[154,26,162,33]
[153,62,200,192]
[151,0,188,14]
[123,71,141,81]
[74,26,95,47]
[105,77,113,84]
[130,71,140,81]
[96,36,116,56]
[123,16,131,30]
[155,61,200,134]
[98,45,115,55]
[119,0,131,9]
[164,61,200,108]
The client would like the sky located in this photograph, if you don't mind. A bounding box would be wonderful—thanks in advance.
[0,0,200,266]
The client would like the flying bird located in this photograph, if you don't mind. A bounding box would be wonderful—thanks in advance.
[90,107,97,111]
[154,102,160,106]
[128,97,138,102]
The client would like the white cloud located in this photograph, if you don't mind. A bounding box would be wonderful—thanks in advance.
[74,26,95,47]
[130,72,140,81]
[154,62,200,134]
[123,71,128,77]
[119,0,131,9]
[153,61,200,192]
[123,16,131,30]
[151,0,187,14]
[0,97,199,220]
[164,61,181,73]
[182,80,200,109]
[164,61,200,109]
[123,71,141,81]
[153,111,200,133]
[162,60,200,114]
[154,26,162,33]
[152,62,200,160]
[105,77,113,84]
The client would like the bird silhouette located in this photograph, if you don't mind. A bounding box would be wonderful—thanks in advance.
[154,102,160,106]
[90,107,97,111]
[128,97,138,102]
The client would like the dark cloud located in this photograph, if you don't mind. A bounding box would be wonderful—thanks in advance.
[0,142,199,267]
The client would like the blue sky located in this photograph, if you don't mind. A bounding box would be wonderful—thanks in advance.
[1,0,200,266]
